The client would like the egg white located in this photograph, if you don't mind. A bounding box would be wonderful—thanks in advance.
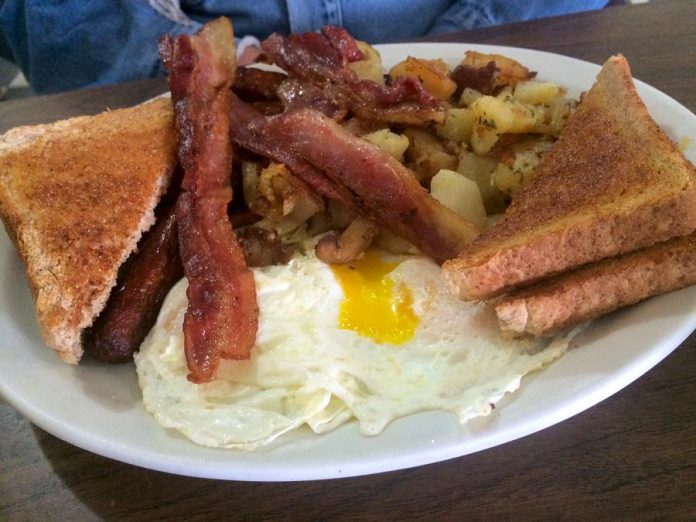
[135,251,575,450]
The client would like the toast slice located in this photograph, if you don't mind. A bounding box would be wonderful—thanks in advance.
[444,55,696,300]
[0,98,176,363]
[496,231,696,337]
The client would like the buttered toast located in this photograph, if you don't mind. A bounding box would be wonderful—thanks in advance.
[0,98,176,363]
[444,55,696,301]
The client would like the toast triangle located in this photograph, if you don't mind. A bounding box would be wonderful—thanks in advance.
[0,98,176,363]
[444,55,696,300]
[496,231,696,336]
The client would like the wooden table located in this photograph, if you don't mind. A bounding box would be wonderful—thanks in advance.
[2,1,696,519]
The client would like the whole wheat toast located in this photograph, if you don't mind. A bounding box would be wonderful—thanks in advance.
[444,55,696,300]
[496,231,696,337]
[0,98,176,363]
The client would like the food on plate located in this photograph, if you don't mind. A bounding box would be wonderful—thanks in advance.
[389,57,457,100]
[0,98,176,363]
[160,17,258,384]
[228,98,480,264]
[496,232,696,337]
[233,67,286,102]
[444,55,696,301]
[430,168,487,229]
[450,51,536,97]
[242,162,324,225]
[347,40,385,85]
[6,16,693,451]
[315,216,377,264]
[131,19,579,447]
[135,248,577,449]
[260,27,446,125]
[86,204,182,363]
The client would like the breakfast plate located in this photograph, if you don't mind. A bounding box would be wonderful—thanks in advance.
[1,43,696,481]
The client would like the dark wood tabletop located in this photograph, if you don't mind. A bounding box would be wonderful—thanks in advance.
[2,1,696,519]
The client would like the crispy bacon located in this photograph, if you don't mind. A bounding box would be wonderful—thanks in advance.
[160,17,258,383]
[277,78,348,120]
[229,96,480,263]
[450,62,499,97]
[233,67,286,101]
[261,27,446,125]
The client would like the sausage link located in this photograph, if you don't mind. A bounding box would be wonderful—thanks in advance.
[86,206,183,363]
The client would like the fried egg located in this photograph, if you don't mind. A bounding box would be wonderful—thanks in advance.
[135,250,575,450]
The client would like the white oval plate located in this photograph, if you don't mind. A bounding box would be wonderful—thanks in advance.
[1,43,696,481]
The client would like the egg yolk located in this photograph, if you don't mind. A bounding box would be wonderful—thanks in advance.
[331,250,418,345]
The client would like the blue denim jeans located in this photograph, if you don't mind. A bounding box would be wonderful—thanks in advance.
[0,0,607,93]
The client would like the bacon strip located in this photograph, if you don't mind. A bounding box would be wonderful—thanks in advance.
[233,67,286,101]
[160,18,258,383]
[261,27,446,125]
[229,96,480,263]
[277,78,348,120]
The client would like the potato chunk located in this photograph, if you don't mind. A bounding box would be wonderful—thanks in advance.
[437,108,475,143]
[243,162,324,223]
[514,81,560,105]
[363,128,410,162]
[404,128,458,182]
[430,169,486,229]
[457,151,506,214]
[462,51,535,88]
[469,92,548,153]
[470,96,514,154]
[492,138,554,196]
[458,87,483,107]
[389,57,457,100]
[348,41,384,84]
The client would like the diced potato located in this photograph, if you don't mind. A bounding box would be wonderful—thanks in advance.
[491,163,520,197]
[469,92,550,153]
[459,87,483,107]
[514,81,560,105]
[363,128,410,162]
[546,94,574,137]
[457,151,506,214]
[257,162,285,206]
[508,101,545,133]
[492,138,554,195]
[437,108,475,144]
[348,41,384,84]
[285,186,325,224]
[470,95,514,154]
[245,162,324,223]
[462,51,535,87]
[472,95,515,129]
[430,169,486,229]
[404,128,458,182]
[470,129,499,156]
[497,91,545,132]
[389,57,457,100]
